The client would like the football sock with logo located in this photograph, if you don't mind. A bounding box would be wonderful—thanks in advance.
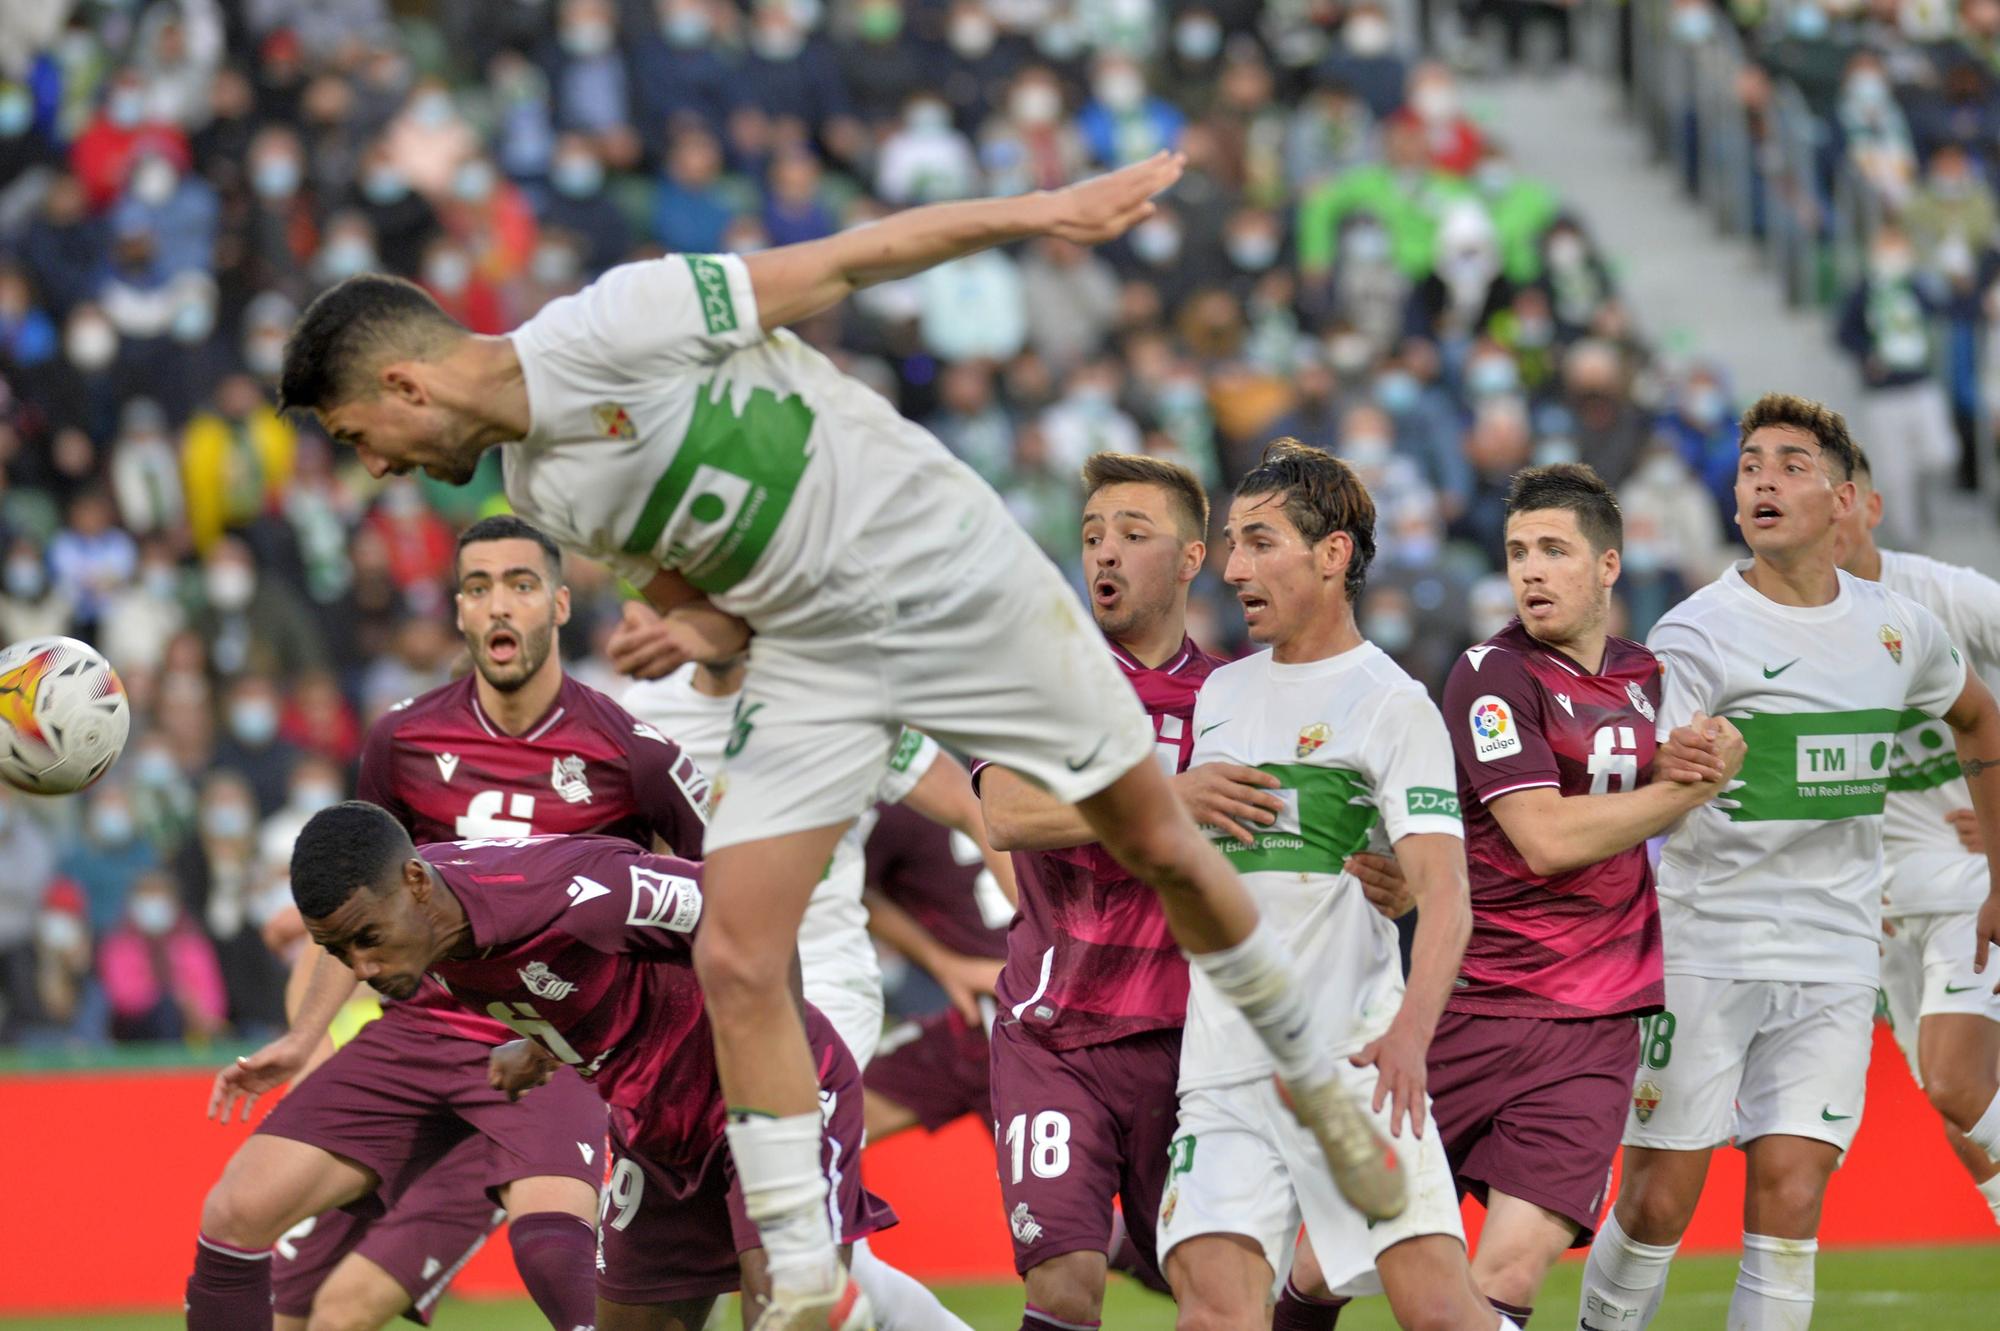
[1489,1297,1532,1327]
[1187,921,1335,1088]
[507,1212,597,1331]
[1020,1309,1098,1331]
[187,1234,273,1331]
[1727,1233,1815,1331]
[851,1238,972,1331]
[1964,1086,2000,1160]
[726,1111,840,1293]
[1579,1209,1677,1330]
[1270,1276,1345,1329]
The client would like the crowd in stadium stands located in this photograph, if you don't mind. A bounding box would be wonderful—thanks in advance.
[0,0,1978,1051]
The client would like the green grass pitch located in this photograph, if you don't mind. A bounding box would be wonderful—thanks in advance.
[18,1245,1996,1328]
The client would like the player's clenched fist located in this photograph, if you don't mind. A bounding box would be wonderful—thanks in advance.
[1654,710,1744,787]
[489,1039,561,1102]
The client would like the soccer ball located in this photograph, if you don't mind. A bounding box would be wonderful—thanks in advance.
[0,637,130,795]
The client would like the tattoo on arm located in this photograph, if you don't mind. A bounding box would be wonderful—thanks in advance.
[1965,755,2000,779]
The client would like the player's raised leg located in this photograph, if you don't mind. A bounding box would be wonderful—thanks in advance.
[189,1135,377,1331]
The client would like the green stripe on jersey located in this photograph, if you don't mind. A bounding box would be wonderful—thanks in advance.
[1728,708,1904,821]
[1207,764,1379,874]
[622,381,814,593]
[1888,708,1962,793]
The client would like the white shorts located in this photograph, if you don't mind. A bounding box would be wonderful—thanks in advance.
[1881,908,2000,1083]
[802,942,886,1071]
[1156,1068,1465,1299]
[1624,974,1875,1153]
[705,496,1152,854]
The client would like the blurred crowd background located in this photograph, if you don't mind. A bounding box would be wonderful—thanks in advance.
[0,0,1995,1052]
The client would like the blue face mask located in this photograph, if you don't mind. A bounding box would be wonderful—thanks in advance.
[0,88,32,137]
[1790,4,1829,39]
[1374,371,1421,414]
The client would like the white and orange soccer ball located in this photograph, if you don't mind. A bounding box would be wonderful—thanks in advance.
[0,636,130,795]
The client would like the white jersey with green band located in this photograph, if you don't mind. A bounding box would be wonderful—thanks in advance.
[1876,549,2000,914]
[1647,562,1965,985]
[504,253,984,625]
[1177,642,1464,1094]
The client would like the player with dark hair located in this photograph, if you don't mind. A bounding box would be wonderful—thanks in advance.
[283,804,893,1331]
[279,158,1392,1327]
[188,517,710,1331]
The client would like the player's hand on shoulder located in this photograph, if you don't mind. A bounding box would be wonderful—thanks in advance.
[1947,807,1986,855]
[1346,852,1415,920]
[1349,1022,1429,1139]
[489,1039,562,1102]
[208,1032,314,1123]
[607,599,752,679]
[1045,150,1187,246]
[1174,762,1285,846]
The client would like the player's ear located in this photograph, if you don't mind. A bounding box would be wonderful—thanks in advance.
[1600,545,1621,590]
[1179,538,1205,583]
[404,856,431,899]
[382,363,425,405]
[1866,489,1883,529]
[552,583,572,627]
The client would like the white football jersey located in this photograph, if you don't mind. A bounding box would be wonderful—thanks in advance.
[1178,642,1463,1094]
[621,665,939,969]
[505,254,982,626]
[1876,549,2000,913]
[1648,561,1965,985]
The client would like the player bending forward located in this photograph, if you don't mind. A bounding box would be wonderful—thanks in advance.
[1157,440,1510,1331]
[289,807,895,1331]
[1836,453,2000,1222]
[280,152,1390,1328]
[1579,394,2000,1330]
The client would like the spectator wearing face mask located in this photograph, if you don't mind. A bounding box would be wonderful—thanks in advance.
[877,92,982,206]
[1557,338,1649,486]
[1656,364,1743,532]
[0,537,72,643]
[105,398,186,537]
[30,879,99,1045]
[835,0,936,125]
[980,65,1087,197]
[212,675,299,819]
[348,140,443,277]
[113,147,219,281]
[1386,62,1486,176]
[382,80,480,201]
[254,755,348,888]
[1316,2,1408,120]
[1159,7,1230,117]
[1536,217,1618,341]
[0,792,59,1041]
[740,0,863,161]
[60,783,161,937]
[544,0,631,142]
[1406,202,1516,343]
[1616,442,1729,638]
[541,135,631,271]
[47,488,136,640]
[653,122,744,255]
[70,68,192,212]
[1838,51,1918,209]
[1837,222,1959,545]
[631,0,746,148]
[189,536,328,681]
[98,869,226,1043]
[1076,50,1185,168]
[416,235,506,334]
[1018,237,1123,372]
[180,374,297,555]
[1297,117,1475,281]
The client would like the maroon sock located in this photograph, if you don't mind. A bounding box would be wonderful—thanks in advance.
[508,1212,597,1330]
[186,1234,272,1331]
[1491,1297,1533,1327]
[1271,1275,1346,1330]
[1022,1309,1099,1331]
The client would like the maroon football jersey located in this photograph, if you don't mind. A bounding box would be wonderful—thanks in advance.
[863,802,1008,963]
[1442,620,1665,1020]
[358,675,710,1043]
[974,636,1221,1052]
[421,835,736,1165]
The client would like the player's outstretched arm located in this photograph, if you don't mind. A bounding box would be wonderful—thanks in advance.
[1349,832,1472,1139]
[207,947,359,1123]
[1941,668,2000,985]
[863,888,1000,1025]
[744,150,1186,330]
[901,751,1019,906]
[977,765,1098,853]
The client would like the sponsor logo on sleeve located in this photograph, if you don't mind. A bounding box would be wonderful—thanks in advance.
[685,255,739,335]
[1468,695,1522,762]
[627,865,702,932]
[1406,787,1461,819]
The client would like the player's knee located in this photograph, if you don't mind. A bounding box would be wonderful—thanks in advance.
[1023,1251,1106,1325]
[1478,1250,1549,1309]
[1922,1064,1994,1132]
[1389,1296,1467,1331]
[199,1178,281,1249]
[691,926,783,1012]
[302,1297,387,1331]
[1750,1171,1827,1233]
[1621,1185,1696,1246]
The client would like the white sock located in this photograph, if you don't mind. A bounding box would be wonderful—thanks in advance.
[1497,1320,1523,1331]
[1977,1170,2000,1225]
[849,1239,971,1331]
[1579,1208,1679,1330]
[1964,1086,2000,1160]
[1187,921,1334,1087]
[726,1112,837,1292]
[1728,1232,1816,1331]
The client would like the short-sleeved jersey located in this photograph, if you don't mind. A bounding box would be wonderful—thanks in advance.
[1648,561,1966,985]
[358,675,711,1043]
[1878,550,1999,913]
[504,254,979,623]
[1441,620,1664,1019]
[1180,642,1463,1093]
[976,636,1220,1052]
[420,836,723,1164]
[863,801,1011,963]
[622,664,939,974]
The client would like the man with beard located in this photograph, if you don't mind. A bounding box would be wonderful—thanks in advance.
[189,516,712,1331]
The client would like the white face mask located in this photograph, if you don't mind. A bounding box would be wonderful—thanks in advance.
[131,156,177,206]
[38,911,84,952]
[560,19,615,57]
[1012,84,1061,126]
[67,319,117,371]
[130,895,177,936]
[907,100,951,133]
[1344,16,1394,56]
[205,561,256,611]
[949,14,996,57]
[1095,69,1145,113]
[1130,218,1181,264]
[426,250,472,295]
[1412,82,1458,122]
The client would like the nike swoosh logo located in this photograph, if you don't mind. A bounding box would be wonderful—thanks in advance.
[1763,659,1800,678]
[1064,736,1108,772]
[1820,1107,1853,1122]
[1199,720,1228,736]
[1944,982,1980,994]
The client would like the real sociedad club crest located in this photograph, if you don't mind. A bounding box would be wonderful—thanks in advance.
[1626,680,1655,724]
[1879,624,1904,663]
[1297,722,1330,759]
[552,754,593,804]
[519,961,577,1001]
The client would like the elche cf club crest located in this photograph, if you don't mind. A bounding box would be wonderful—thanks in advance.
[1297,722,1330,758]
[1879,624,1904,663]
[551,754,593,804]
[592,402,637,440]
[1633,1079,1662,1124]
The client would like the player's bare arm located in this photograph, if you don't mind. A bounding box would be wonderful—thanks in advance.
[607,596,753,680]
[981,759,1285,852]
[1941,667,2000,983]
[488,1039,562,1102]
[863,888,1000,1025]
[1349,831,1472,1138]
[898,750,1020,906]
[208,946,361,1123]
[977,765,1098,852]
[743,150,1186,330]
[1489,719,1745,878]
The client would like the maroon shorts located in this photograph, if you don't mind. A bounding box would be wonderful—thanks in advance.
[257,1013,607,1213]
[1427,1009,1641,1243]
[865,1007,992,1131]
[987,1018,1181,1280]
[597,1017,897,1306]
[272,1133,503,1325]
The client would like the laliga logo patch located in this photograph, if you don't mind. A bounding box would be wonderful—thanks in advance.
[1468,695,1521,763]
[1878,624,1904,664]
[1296,722,1330,759]
[551,754,593,804]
